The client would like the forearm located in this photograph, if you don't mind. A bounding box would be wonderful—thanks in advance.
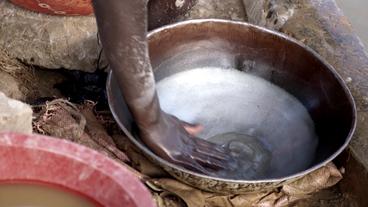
[93,0,161,127]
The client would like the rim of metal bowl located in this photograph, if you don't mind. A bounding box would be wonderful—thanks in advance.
[107,19,357,184]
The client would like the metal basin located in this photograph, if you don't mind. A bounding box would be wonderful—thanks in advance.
[107,19,356,193]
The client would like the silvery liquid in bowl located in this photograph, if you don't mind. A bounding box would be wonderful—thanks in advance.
[156,68,318,180]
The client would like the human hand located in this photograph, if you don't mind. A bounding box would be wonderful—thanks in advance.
[138,112,236,173]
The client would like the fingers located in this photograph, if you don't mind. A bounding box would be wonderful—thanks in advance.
[194,143,227,161]
[188,139,235,171]
[169,147,227,173]
[193,139,238,171]
[158,113,237,173]
[190,151,227,171]
[170,142,237,173]
[171,155,211,174]
[183,124,203,136]
[165,113,203,136]
[193,138,231,160]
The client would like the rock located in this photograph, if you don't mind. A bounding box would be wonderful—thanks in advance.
[243,0,368,194]
[0,71,24,100]
[0,92,33,134]
[147,0,197,30]
[0,0,197,72]
[0,49,65,102]
[0,0,99,72]
[0,0,245,72]
[178,0,247,21]
[243,0,296,30]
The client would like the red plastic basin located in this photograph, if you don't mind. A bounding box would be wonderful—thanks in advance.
[10,0,93,16]
[0,132,156,207]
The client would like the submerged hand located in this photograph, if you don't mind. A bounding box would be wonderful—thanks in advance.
[138,112,236,173]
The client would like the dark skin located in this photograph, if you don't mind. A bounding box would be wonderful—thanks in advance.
[92,0,235,173]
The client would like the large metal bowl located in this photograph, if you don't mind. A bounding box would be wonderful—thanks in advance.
[107,19,356,193]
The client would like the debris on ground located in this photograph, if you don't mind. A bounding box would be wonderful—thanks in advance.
[177,0,247,21]
[145,162,343,207]
[33,99,129,164]
[295,186,356,207]
[0,49,65,102]
[54,70,108,110]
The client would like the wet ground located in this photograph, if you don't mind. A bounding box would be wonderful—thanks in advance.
[336,0,368,48]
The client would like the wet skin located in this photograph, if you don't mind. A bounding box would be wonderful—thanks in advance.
[92,0,235,173]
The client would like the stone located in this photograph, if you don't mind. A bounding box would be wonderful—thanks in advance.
[0,0,197,72]
[0,0,245,72]
[0,92,33,134]
[243,0,368,201]
[0,0,99,72]
[243,0,296,30]
[0,49,65,102]
[0,71,24,100]
[177,0,247,21]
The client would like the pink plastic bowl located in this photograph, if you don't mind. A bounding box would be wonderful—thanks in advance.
[0,132,156,207]
[10,0,93,16]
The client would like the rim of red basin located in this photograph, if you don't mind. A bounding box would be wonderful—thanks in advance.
[0,132,156,207]
[9,0,93,16]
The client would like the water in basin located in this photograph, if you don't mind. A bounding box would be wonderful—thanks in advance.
[156,67,318,179]
[0,183,99,207]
